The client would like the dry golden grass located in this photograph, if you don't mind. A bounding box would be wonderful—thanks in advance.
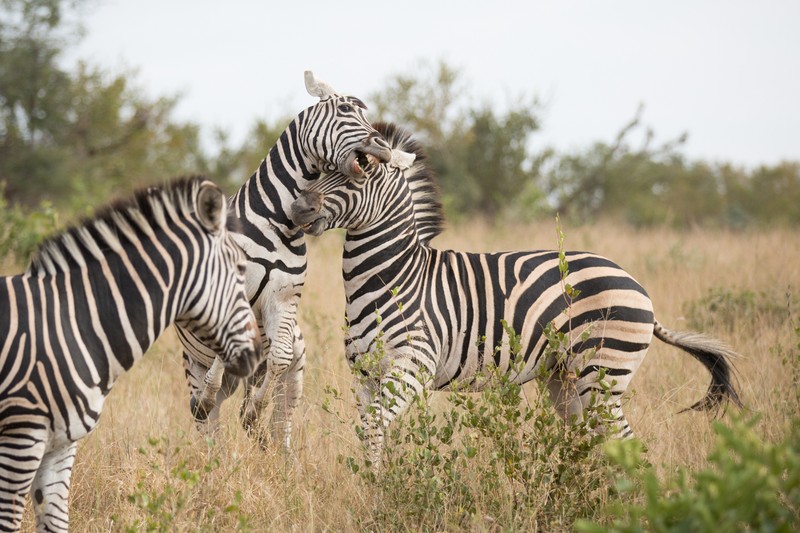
[10,220,800,531]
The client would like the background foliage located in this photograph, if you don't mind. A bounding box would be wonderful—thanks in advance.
[3,0,799,260]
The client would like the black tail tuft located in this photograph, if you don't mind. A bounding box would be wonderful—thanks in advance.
[653,320,744,416]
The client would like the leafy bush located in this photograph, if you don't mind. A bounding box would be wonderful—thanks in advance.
[355,357,621,532]
[576,416,800,533]
[0,181,60,262]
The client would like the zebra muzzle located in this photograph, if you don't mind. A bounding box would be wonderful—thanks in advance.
[290,192,327,235]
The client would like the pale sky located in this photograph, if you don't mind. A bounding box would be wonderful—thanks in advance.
[65,0,800,167]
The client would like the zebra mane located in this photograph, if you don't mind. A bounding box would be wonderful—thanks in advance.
[373,122,445,244]
[27,176,211,276]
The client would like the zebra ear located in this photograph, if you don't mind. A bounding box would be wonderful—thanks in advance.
[389,149,416,170]
[196,182,227,235]
[305,70,337,98]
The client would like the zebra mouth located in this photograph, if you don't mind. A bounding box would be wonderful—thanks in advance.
[299,216,327,236]
[353,152,379,177]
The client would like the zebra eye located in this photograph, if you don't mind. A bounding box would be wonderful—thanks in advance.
[237,264,247,276]
[337,104,353,113]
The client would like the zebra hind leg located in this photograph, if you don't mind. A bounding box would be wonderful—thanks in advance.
[573,365,639,439]
[543,349,642,438]
[241,316,301,451]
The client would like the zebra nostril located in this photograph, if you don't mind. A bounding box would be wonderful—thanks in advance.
[373,135,390,149]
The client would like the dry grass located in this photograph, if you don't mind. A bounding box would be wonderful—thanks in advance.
[10,220,799,531]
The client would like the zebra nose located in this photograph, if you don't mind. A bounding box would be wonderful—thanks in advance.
[290,193,323,224]
[369,132,391,152]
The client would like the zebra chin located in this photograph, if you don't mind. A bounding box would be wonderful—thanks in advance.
[301,217,328,236]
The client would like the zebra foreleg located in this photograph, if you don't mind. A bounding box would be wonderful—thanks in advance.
[354,358,425,469]
[183,352,223,435]
[267,326,305,453]
[190,357,225,423]
[31,442,77,533]
[0,431,46,532]
[240,313,298,448]
[240,360,267,438]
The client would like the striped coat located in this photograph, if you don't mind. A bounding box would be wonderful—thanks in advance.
[290,123,742,465]
[178,72,391,451]
[0,177,259,531]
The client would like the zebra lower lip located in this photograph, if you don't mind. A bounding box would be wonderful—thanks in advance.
[301,218,326,236]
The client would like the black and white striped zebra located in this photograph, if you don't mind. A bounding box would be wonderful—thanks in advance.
[289,122,743,465]
[0,177,260,532]
[178,71,392,449]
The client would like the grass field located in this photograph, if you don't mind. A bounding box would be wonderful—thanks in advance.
[9,220,800,531]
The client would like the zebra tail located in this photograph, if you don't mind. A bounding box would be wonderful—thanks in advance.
[653,319,744,416]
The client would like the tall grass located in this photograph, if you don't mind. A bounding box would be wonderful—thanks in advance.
[8,220,799,531]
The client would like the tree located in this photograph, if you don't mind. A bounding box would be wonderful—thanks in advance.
[0,0,212,209]
[0,0,78,202]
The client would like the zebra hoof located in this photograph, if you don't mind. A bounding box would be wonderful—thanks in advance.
[190,395,211,421]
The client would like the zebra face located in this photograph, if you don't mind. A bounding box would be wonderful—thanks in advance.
[290,163,405,236]
[302,71,392,180]
[178,181,262,378]
[290,146,418,235]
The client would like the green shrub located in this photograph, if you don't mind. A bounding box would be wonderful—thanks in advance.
[120,432,251,532]
[576,416,800,533]
[0,181,60,262]
[359,358,620,532]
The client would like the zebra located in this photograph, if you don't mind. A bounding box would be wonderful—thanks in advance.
[0,177,261,532]
[178,71,392,450]
[289,122,743,466]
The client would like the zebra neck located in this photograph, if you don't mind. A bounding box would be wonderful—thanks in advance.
[342,212,425,294]
[44,256,177,394]
[232,121,320,233]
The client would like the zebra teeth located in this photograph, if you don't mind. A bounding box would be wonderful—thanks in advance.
[355,152,376,176]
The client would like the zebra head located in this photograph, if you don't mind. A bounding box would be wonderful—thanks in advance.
[289,144,417,236]
[300,71,393,179]
[289,122,448,244]
[177,179,262,378]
